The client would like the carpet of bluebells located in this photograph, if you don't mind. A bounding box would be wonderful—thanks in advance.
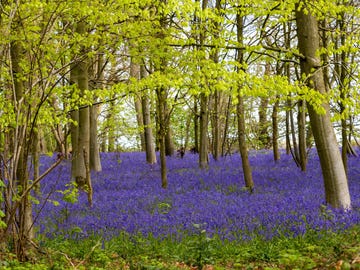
[34,150,360,242]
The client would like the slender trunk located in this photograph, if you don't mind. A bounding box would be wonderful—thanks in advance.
[141,66,157,164]
[142,92,157,164]
[131,60,146,151]
[210,0,222,161]
[222,95,232,156]
[212,91,221,160]
[236,11,254,192]
[90,105,101,172]
[295,2,350,209]
[258,97,270,148]
[10,33,34,260]
[193,97,199,153]
[338,14,350,175]
[89,53,103,172]
[199,93,209,168]
[285,105,291,155]
[298,100,307,171]
[272,97,280,162]
[198,0,209,168]
[156,86,168,188]
[290,104,300,165]
[134,97,146,151]
[237,93,254,192]
[107,100,116,152]
[164,102,175,157]
[32,129,40,193]
[184,112,192,152]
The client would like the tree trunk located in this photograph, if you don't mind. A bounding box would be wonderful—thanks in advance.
[140,66,157,164]
[164,106,175,156]
[134,97,146,151]
[131,60,146,151]
[337,14,350,176]
[237,93,254,192]
[10,33,34,260]
[142,93,157,164]
[212,91,221,160]
[199,93,209,168]
[258,96,270,149]
[107,100,116,152]
[89,53,103,172]
[295,2,351,209]
[272,97,280,162]
[156,86,168,188]
[236,12,254,192]
[70,21,92,203]
[298,100,307,171]
[222,95,232,156]
[193,97,199,153]
[90,105,102,172]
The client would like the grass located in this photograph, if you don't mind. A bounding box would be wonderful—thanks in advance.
[1,225,360,269]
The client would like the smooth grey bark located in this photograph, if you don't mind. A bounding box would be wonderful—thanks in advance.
[140,66,157,164]
[134,96,146,151]
[131,60,146,151]
[70,21,92,206]
[89,53,103,172]
[295,2,351,209]
[142,92,157,164]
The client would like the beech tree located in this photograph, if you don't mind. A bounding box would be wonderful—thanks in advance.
[295,1,351,209]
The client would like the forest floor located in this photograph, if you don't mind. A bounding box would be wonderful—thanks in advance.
[1,225,360,269]
[2,151,360,269]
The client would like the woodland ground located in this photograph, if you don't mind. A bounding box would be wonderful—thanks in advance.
[1,149,360,269]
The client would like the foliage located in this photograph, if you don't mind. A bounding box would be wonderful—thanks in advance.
[1,225,360,269]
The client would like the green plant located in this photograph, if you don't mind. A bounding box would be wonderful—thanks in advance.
[185,223,215,269]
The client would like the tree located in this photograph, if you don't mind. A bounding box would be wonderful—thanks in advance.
[235,9,254,192]
[0,0,68,259]
[198,0,210,169]
[295,1,351,209]
[140,65,157,164]
[70,20,92,204]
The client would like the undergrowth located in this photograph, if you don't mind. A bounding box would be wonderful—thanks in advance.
[1,225,359,269]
